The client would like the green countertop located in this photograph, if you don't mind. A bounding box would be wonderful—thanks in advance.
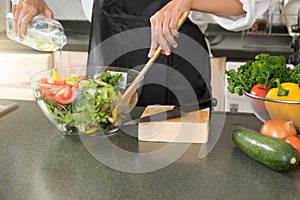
[1,100,300,200]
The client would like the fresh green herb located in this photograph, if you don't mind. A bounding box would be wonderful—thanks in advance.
[225,53,295,96]
[39,97,74,126]
[100,71,123,86]
[289,64,300,86]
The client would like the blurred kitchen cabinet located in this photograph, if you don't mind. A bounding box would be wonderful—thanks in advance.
[0,52,52,100]
[53,51,88,68]
[211,57,226,111]
[0,52,52,84]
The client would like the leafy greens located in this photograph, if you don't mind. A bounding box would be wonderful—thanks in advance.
[38,72,124,133]
[225,53,300,96]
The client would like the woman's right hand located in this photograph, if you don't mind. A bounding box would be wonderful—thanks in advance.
[148,0,192,58]
[11,0,53,40]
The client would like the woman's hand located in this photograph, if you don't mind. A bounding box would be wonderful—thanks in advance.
[148,0,192,58]
[11,0,53,40]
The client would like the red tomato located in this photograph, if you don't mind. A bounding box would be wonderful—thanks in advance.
[48,78,66,86]
[54,85,77,104]
[39,76,78,104]
[40,77,66,86]
[284,136,300,159]
[250,84,272,97]
[39,85,62,101]
[73,82,79,89]
[78,76,88,80]
[41,77,49,84]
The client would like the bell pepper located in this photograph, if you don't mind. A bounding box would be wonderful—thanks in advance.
[265,79,300,129]
[52,68,61,80]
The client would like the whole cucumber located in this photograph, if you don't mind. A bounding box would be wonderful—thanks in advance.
[232,127,299,172]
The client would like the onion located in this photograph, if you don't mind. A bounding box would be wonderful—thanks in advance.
[260,118,297,139]
[260,118,297,140]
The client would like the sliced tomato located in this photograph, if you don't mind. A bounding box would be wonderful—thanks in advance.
[54,85,77,104]
[73,82,79,89]
[39,74,78,104]
[48,78,66,86]
[40,77,66,86]
[39,85,62,101]
[78,76,88,80]
[41,77,49,84]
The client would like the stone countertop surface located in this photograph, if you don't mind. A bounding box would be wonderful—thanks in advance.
[1,100,300,200]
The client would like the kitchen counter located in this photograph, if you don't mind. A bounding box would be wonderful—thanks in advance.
[1,100,300,200]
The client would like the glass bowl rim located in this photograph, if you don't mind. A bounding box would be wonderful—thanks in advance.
[243,91,300,104]
[30,66,142,84]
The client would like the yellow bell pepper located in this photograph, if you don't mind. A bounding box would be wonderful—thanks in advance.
[265,79,300,129]
[51,68,61,80]
[266,79,300,101]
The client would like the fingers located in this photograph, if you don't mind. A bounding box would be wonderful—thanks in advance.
[19,12,35,39]
[12,0,23,37]
[148,10,183,58]
[11,0,53,40]
[149,12,171,58]
[162,13,178,49]
[43,7,54,19]
[169,12,181,38]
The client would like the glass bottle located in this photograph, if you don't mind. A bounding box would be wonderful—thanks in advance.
[6,12,67,51]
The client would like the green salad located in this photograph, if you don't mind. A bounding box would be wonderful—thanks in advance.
[37,70,124,134]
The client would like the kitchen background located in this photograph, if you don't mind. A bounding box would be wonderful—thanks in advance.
[46,0,89,21]
[0,0,89,101]
[0,0,299,113]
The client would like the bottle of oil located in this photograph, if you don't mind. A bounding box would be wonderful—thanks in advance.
[6,12,67,51]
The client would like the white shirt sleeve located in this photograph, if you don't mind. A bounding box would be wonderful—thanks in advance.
[189,0,272,32]
[81,0,94,22]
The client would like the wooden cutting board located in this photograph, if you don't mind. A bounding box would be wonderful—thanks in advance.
[138,105,210,143]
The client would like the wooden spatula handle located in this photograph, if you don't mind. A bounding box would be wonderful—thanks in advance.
[119,11,190,109]
[132,11,190,84]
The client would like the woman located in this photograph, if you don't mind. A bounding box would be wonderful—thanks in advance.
[12,0,271,107]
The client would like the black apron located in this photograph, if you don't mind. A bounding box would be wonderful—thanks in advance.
[88,0,211,107]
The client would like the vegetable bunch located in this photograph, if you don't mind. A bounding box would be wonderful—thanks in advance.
[226,53,300,96]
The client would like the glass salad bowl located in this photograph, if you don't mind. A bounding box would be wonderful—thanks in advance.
[243,91,300,131]
[31,66,142,136]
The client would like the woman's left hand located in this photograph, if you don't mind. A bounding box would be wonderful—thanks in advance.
[148,0,192,58]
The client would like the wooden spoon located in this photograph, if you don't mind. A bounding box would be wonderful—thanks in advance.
[116,11,190,115]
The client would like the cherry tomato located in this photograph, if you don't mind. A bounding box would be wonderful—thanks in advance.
[250,84,272,97]
[54,85,77,104]
[284,135,300,159]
